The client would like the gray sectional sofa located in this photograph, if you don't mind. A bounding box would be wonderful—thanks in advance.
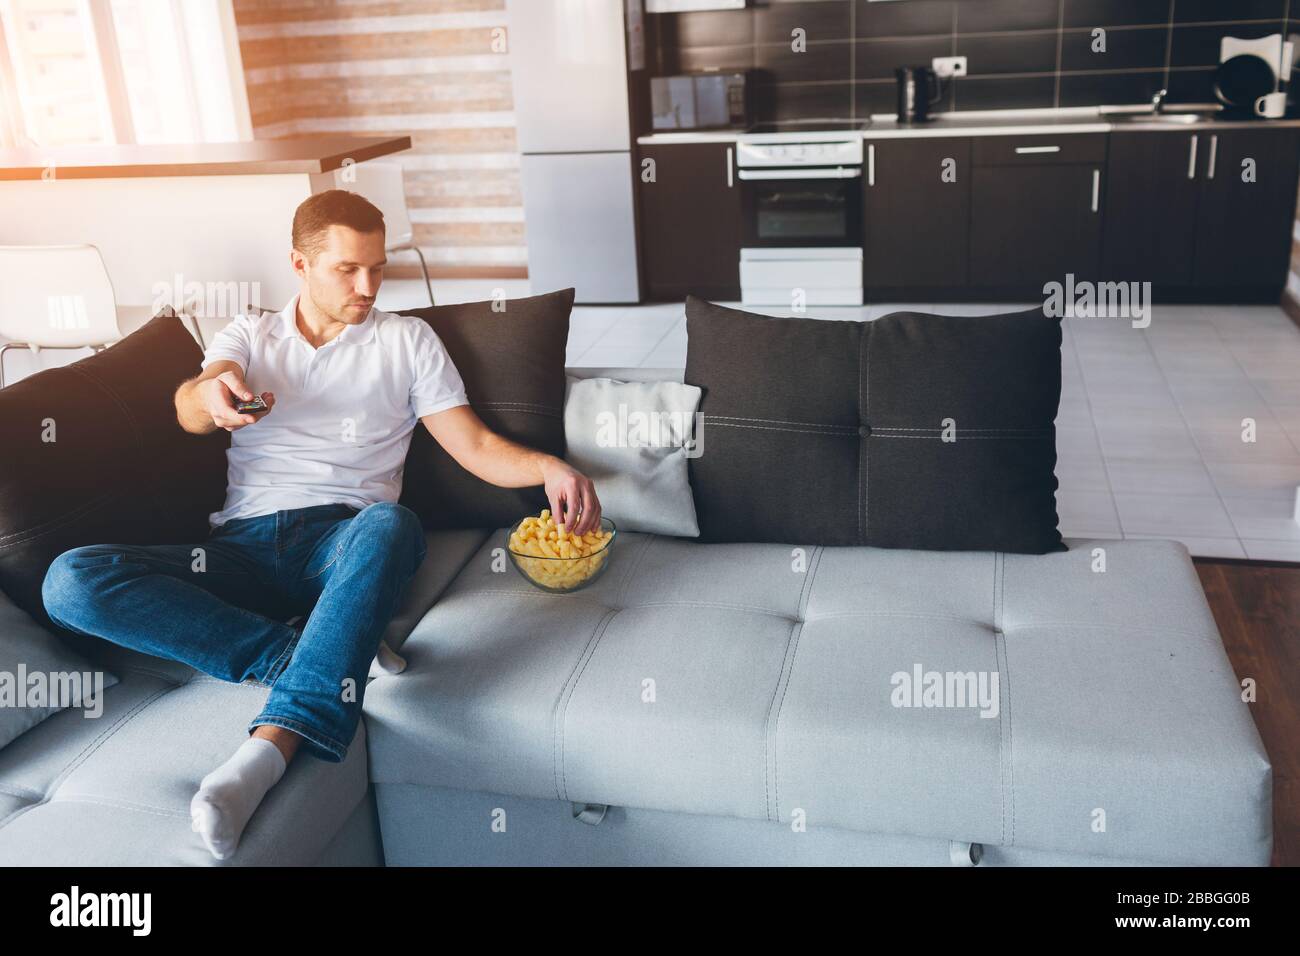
[0,360,1273,866]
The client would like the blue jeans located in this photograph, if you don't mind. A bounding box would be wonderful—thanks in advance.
[40,501,427,763]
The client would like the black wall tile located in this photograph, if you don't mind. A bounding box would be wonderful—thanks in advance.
[667,10,753,47]
[1060,24,1169,71]
[957,32,1059,74]
[754,0,851,45]
[1063,0,1172,28]
[672,45,755,74]
[956,0,1060,34]
[1165,67,1218,102]
[649,0,1300,117]
[1170,21,1285,68]
[855,0,954,38]
[755,38,853,81]
[852,79,925,116]
[854,35,953,80]
[752,80,854,122]
[952,75,1056,110]
[1059,70,1167,106]
[1173,0,1286,24]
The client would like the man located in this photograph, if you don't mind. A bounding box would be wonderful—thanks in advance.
[41,189,601,861]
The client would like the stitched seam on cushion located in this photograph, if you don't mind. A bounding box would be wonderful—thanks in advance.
[1002,621,1217,640]
[768,545,823,823]
[475,403,562,419]
[871,434,1054,441]
[67,364,145,451]
[47,794,191,819]
[872,427,1055,434]
[0,492,122,549]
[860,324,868,544]
[1002,555,1014,846]
[551,608,619,803]
[705,421,859,436]
[617,535,655,607]
[761,544,820,822]
[620,599,807,621]
[0,681,182,833]
[705,414,859,432]
[803,610,986,627]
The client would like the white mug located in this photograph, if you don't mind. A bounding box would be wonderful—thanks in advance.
[1255,91,1287,118]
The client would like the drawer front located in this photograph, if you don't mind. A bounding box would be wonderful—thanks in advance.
[973,133,1107,166]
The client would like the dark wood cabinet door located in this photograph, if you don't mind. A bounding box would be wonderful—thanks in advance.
[863,137,971,290]
[1102,131,1202,287]
[636,143,741,301]
[1193,128,1300,292]
[970,163,1102,291]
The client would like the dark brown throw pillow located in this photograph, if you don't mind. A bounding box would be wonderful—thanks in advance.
[0,312,229,630]
[397,288,574,530]
[684,296,1064,554]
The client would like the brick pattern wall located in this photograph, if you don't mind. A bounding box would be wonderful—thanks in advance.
[232,0,524,279]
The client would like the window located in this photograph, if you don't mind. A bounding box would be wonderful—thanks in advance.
[0,0,250,148]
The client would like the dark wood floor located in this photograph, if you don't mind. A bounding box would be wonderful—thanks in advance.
[1194,559,1299,867]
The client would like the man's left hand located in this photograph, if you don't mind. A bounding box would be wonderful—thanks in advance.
[541,460,601,536]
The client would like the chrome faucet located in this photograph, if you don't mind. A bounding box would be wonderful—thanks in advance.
[1151,88,1168,113]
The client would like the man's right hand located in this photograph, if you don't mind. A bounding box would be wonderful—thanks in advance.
[202,371,275,432]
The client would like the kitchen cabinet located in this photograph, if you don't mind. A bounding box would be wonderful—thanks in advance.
[636,143,742,300]
[1104,127,1300,294]
[969,134,1104,291]
[1102,131,1201,287]
[862,137,971,291]
[1192,128,1300,292]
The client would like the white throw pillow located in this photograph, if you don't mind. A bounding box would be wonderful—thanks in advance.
[563,376,701,537]
[0,588,118,751]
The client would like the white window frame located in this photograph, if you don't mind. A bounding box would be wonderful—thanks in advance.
[0,0,252,147]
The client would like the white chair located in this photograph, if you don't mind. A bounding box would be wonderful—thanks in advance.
[341,162,435,306]
[0,244,176,388]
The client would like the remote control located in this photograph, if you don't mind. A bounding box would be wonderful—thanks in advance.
[235,396,268,414]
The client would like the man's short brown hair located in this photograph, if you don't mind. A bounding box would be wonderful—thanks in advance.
[292,189,385,261]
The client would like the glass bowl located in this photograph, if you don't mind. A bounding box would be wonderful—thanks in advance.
[507,516,617,593]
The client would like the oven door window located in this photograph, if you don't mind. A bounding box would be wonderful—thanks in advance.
[743,175,861,248]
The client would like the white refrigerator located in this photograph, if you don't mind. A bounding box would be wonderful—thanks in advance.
[506,0,643,303]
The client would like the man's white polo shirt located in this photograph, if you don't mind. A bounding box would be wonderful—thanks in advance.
[199,293,469,528]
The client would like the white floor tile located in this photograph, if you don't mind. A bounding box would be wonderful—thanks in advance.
[1122,533,1247,559]
[1104,458,1217,497]
[1239,539,1300,562]
[1221,496,1300,541]
[1203,460,1300,501]
[1055,489,1121,535]
[1112,493,1236,538]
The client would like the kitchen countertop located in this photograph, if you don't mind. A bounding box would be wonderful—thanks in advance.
[636,107,1300,144]
[0,135,411,180]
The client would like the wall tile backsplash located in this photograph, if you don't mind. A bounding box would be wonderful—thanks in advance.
[647,0,1299,124]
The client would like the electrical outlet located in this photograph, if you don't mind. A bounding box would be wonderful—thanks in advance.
[932,56,967,78]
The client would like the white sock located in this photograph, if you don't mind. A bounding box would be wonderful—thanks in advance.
[190,736,287,861]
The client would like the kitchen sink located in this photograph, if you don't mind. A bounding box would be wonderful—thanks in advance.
[1103,111,1216,125]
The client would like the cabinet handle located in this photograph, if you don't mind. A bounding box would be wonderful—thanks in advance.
[726,147,733,188]
[1091,169,1100,212]
[1187,134,1198,179]
[1207,134,1218,179]
[1015,145,1061,154]
[868,143,875,186]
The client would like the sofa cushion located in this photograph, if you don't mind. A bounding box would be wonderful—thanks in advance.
[0,665,369,865]
[683,296,1064,553]
[364,534,1270,866]
[0,312,228,633]
[0,588,117,750]
[397,289,574,530]
[563,375,701,537]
